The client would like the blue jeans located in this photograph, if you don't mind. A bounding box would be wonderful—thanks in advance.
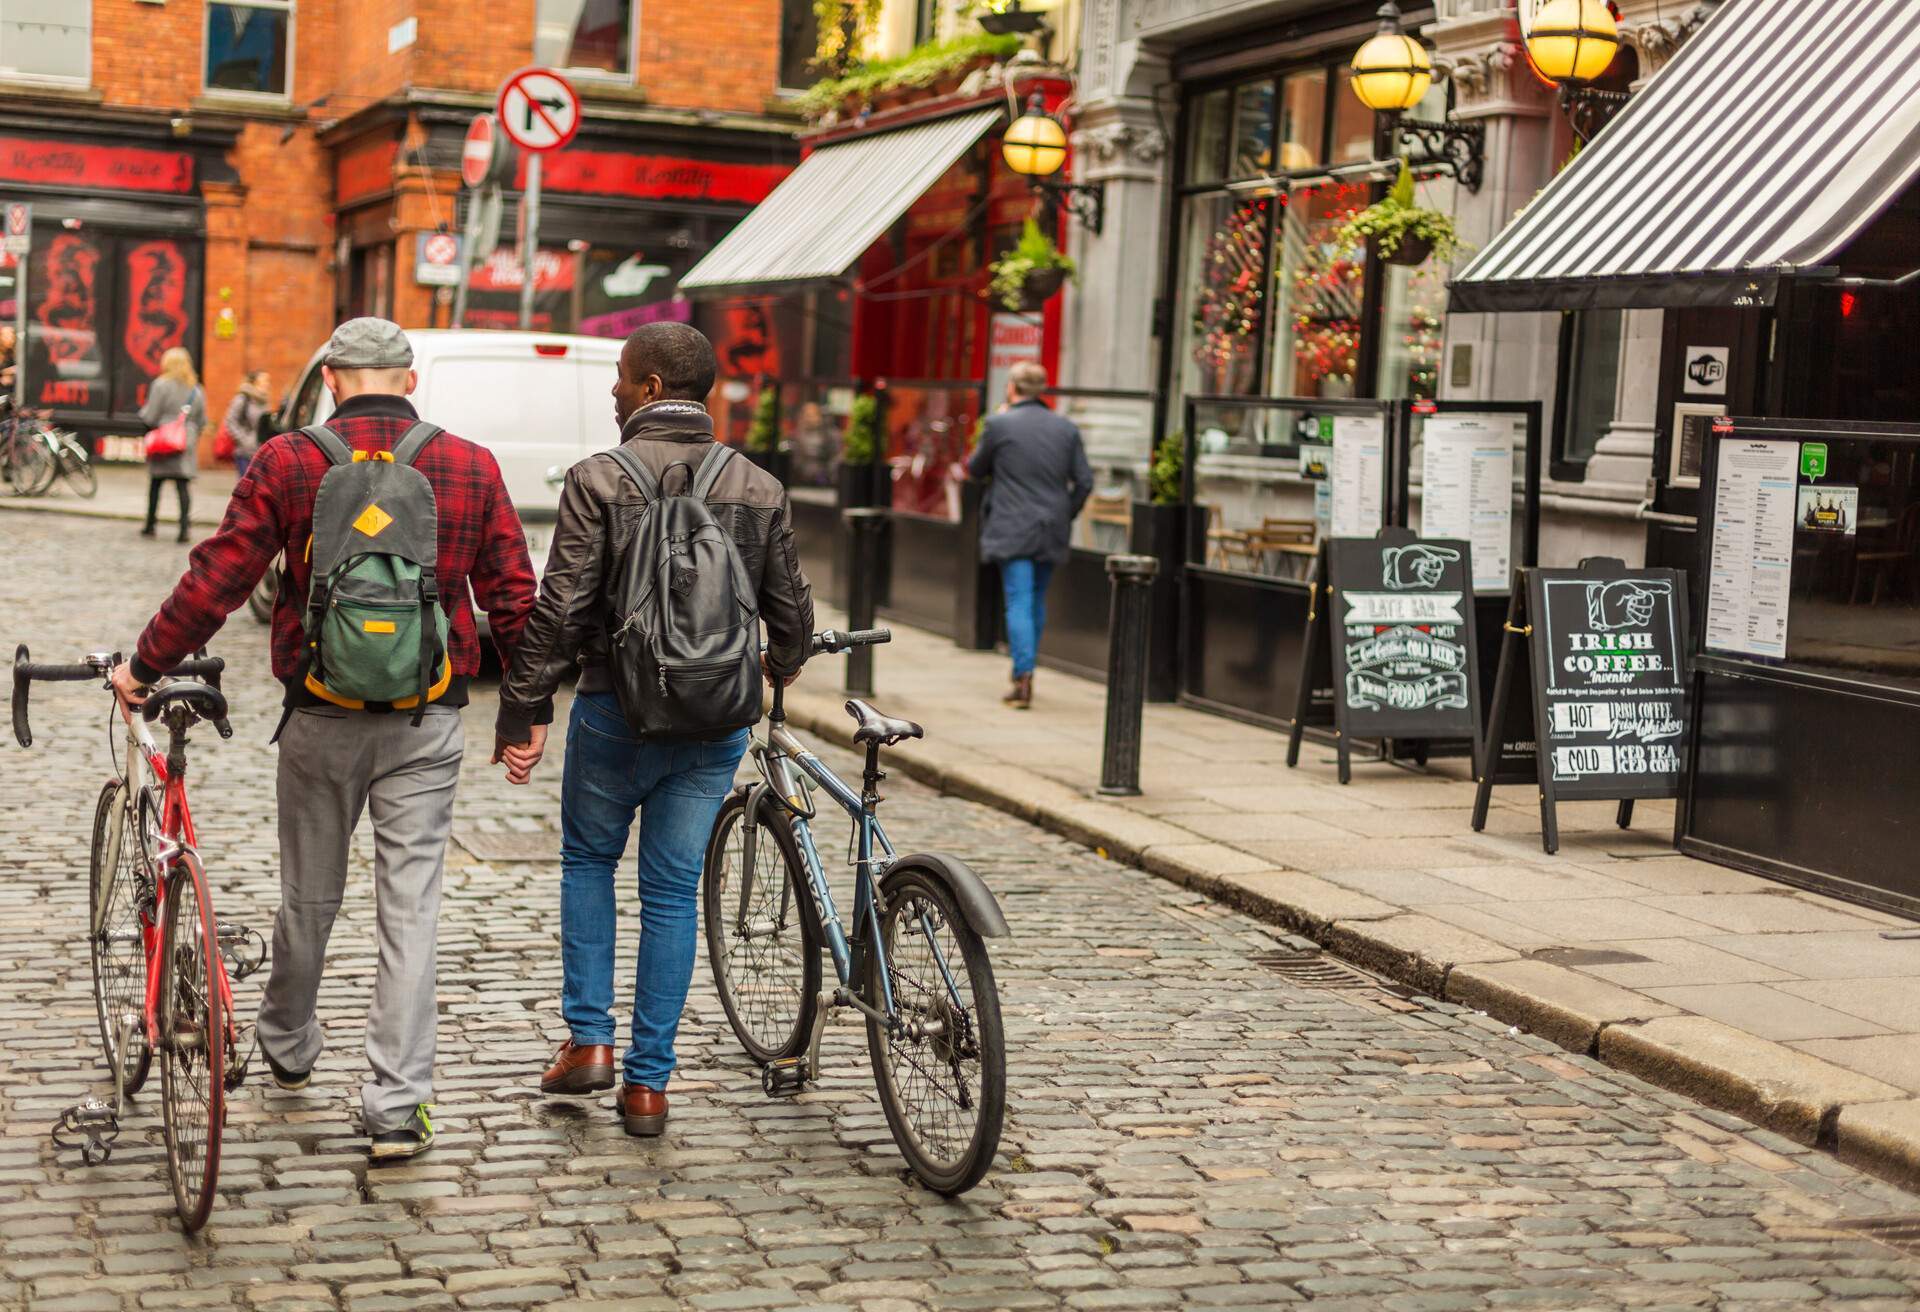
[559,691,748,1089]
[1000,557,1055,678]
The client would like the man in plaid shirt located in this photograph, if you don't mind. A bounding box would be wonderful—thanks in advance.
[110,318,544,1161]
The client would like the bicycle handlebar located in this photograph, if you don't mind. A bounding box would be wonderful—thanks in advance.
[811,628,891,655]
[12,645,231,749]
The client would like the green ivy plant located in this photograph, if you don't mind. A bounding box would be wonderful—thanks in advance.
[987,217,1077,311]
[793,33,1021,118]
[1334,159,1467,265]
[746,387,781,455]
[1149,431,1184,506]
[843,393,880,465]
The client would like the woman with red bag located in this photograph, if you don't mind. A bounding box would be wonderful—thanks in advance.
[138,346,206,543]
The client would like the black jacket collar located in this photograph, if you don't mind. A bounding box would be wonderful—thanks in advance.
[620,400,713,444]
[330,393,419,422]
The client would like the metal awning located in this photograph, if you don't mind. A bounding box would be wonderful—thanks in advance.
[1450,0,1920,313]
[678,107,1002,298]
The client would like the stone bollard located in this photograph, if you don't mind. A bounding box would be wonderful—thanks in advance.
[843,507,887,697]
[1098,554,1158,796]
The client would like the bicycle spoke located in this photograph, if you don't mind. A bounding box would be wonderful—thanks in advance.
[713,814,809,1049]
[877,890,984,1169]
[160,861,224,1231]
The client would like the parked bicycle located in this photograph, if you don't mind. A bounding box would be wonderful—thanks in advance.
[0,396,97,498]
[701,628,1010,1194]
[12,647,261,1233]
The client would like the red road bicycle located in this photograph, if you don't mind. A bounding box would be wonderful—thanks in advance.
[11,646,261,1233]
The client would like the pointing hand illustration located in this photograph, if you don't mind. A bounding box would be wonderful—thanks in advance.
[1382,544,1461,589]
[1587,579,1670,630]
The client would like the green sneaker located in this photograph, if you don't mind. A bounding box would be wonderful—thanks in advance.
[370,1104,435,1162]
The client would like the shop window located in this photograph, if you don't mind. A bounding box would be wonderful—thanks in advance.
[1377,174,1456,401]
[1276,70,1326,172]
[206,0,291,97]
[1267,180,1371,399]
[1177,191,1271,397]
[0,0,90,84]
[1553,309,1623,478]
[778,0,819,90]
[1230,80,1275,178]
[26,230,201,421]
[1331,67,1378,165]
[1186,88,1231,186]
[535,0,632,77]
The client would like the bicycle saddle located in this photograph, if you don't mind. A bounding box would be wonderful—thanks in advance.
[141,681,229,726]
[844,698,923,746]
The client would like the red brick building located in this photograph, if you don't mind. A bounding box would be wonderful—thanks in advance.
[0,0,806,456]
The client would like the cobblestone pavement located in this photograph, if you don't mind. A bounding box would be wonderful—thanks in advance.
[8,516,1920,1311]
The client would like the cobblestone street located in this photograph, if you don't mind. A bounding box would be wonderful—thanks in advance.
[8,515,1920,1311]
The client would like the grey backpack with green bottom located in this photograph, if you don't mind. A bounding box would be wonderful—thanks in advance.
[299,421,450,723]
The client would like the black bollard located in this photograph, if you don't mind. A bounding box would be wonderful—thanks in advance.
[1098,554,1158,796]
[843,507,886,697]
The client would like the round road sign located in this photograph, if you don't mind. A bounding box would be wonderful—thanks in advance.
[496,67,581,154]
[462,114,499,188]
[423,233,459,265]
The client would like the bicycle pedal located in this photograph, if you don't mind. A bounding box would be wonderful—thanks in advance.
[219,924,268,981]
[761,1057,808,1098]
[224,1030,258,1092]
[51,1098,120,1166]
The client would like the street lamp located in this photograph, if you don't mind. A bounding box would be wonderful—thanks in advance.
[1002,94,1105,234]
[1347,3,1485,193]
[1524,0,1628,145]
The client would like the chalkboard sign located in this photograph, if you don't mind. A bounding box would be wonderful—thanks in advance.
[1472,559,1690,853]
[1287,528,1482,783]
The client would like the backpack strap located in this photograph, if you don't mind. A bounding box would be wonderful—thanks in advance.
[391,421,443,467]
[301,424,353,466]
[690,442,736,501]
[607,444,663,502]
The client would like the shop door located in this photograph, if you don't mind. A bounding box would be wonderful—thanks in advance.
[26,229,201,424]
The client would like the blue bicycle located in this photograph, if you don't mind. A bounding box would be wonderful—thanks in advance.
[701,628,1009,1194]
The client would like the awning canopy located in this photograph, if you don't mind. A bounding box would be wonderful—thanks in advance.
[678,107,1002,298]
[1450,0,1920,314]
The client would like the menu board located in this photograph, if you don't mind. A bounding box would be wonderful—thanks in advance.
[1706,438,1798,659]
[1326,532,1480,745]
[1420,413,1515,592]
[1533,567,1688,798]
[1329,414,1386,538]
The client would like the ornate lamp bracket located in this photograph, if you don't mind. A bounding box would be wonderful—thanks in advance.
[1560,85,1631,146]
[1029,177,1106,235]
[1388,113,1486,193]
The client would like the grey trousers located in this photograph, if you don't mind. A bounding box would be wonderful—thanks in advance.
[257,705,463,1133]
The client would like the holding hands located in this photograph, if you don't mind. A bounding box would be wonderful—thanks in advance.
[492,724,548,785]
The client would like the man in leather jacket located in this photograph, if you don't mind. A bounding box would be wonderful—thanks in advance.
[494,322,813,1136]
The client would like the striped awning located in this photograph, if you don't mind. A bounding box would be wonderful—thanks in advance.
[1450,0,1920,313]
[678,108,1002,297]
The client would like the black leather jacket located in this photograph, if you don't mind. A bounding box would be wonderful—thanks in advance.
[495,401,814,742]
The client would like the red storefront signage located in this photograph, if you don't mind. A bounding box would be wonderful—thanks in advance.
[0,138,194,195]
[336,137,399,207]
[528,151,786,204]
[468,248,573,293]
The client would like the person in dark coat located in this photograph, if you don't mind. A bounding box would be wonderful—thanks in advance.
[967,360,1093,709]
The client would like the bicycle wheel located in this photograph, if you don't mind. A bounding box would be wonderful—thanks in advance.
[158,852,224,1233]
[702,791,821,1064]
[864,866,1005,1195]
[89,780,153,1096]
[4,428,52,495]
[56,439,97,498]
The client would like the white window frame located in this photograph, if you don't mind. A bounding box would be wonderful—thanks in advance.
[203,0,295,103]
[0,0,94,88]
[534,0,638,84]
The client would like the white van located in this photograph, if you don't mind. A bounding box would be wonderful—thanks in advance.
[284,329,625,571]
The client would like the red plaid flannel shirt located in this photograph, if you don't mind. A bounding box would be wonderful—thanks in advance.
[131,394,539,697]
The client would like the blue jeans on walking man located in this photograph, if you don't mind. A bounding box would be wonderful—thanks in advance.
[558,689,748,1091]
[1001,556,1055,678]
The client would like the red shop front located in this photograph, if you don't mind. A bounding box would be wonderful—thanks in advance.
[0,127,221,441]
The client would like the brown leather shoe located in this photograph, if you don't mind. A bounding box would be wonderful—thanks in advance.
[618,1083,668,1137]
[541,1039,615,1095]
[1002,673,1033,709]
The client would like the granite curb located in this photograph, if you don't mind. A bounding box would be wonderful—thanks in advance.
[784,682,1920,1197]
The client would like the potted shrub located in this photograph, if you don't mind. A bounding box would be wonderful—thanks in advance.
[1334,158,1467,268]
[988,217,1076,311]
[837,391,890,508]
[1127,430,1191,703]
[744,385,789,483]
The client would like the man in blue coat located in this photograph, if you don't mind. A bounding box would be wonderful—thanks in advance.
[967,361,1093,708]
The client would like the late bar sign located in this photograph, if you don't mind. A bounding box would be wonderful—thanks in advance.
[0,138,195,194]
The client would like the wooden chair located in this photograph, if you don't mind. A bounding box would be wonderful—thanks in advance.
[1083,492,1132,550]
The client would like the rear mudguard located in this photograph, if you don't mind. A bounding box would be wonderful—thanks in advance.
[884,852,1010,939]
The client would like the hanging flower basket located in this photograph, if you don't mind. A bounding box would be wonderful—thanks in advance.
[1016,265,1068,310]
[1373,232,1434,267]
[979,7,1046,34]
[1334,159,1467,271]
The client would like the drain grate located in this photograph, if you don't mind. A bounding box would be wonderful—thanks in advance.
[1832,1216,1920,1257]
[1251,948,1394,990]
[453,828,561,862]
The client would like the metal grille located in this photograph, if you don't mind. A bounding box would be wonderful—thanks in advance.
[1251,948,1394,990]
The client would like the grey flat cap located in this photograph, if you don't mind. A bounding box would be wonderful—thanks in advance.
[323,317,413,370]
